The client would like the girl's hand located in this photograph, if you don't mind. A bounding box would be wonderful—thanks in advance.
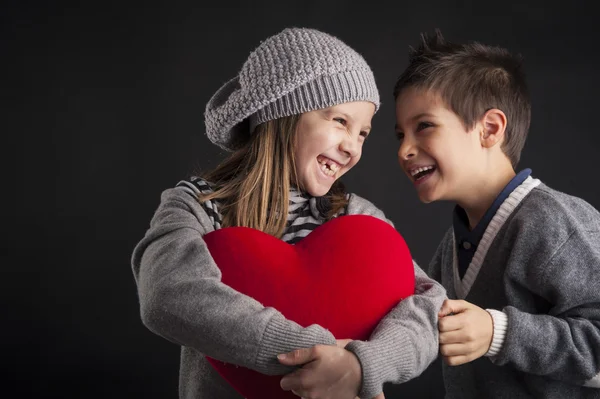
[336,338,353,348]
[278,345,361,399]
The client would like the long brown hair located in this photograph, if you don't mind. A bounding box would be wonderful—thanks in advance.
[200,114,348,238]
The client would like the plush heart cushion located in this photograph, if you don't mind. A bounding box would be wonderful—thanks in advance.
[202,214,415,398]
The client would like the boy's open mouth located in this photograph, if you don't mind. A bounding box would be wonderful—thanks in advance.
[410,165,436,181]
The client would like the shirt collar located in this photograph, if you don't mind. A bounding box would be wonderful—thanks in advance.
[453,168,532,246]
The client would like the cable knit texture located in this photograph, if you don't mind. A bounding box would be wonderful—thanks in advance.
[204,27,380,151]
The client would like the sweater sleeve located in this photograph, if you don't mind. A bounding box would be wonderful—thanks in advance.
[345,194,447,398]
[493,227,600,387]
[131,187,336,375]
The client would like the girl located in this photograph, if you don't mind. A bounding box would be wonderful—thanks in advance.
[131,27,446,399]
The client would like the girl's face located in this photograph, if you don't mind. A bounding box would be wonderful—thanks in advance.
[294,101,375,197]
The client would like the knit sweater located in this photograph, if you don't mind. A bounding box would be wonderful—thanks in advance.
[428,176,600,398]
[131,178,446,398]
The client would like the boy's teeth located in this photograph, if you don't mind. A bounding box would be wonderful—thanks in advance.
[411,166,434,176]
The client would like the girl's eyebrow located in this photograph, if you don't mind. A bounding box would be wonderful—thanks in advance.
[326,109,371,131]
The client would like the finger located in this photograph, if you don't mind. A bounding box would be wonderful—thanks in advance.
[280,368,308,391]
[443,354,472,366]
[439,342,472,358]
[438,329,465,345]
[278,347,317,366]
[438,311,469,332]
[438,299,469,317]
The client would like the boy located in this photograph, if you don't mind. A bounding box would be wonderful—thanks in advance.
[393,30,600,398]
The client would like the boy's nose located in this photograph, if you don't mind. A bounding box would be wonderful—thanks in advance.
[398,139,417,160]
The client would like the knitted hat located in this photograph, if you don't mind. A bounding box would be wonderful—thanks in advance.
[204,27,380,151]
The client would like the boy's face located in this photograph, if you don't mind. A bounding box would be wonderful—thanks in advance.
[395,87,483,204]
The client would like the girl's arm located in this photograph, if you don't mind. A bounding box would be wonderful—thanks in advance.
[131,187,336,375]
[344,261,446,398]
[339,194,447,398]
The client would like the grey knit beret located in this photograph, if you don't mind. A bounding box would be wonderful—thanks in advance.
[204,27,380,151]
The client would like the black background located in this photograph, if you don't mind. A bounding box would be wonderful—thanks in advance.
[4,1,599,398]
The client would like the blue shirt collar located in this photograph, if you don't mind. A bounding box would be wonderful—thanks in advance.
[453,168,532,246]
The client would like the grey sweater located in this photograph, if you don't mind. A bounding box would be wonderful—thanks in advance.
[429,177,600,398]
[131,182,446,398]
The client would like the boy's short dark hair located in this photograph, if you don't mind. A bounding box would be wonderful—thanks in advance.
[393,30,530,169]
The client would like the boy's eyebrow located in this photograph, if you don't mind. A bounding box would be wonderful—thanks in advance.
[395,112,436,130]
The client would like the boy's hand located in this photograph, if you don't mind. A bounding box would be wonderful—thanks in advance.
[438,299,493,366]
[278,345,361,399]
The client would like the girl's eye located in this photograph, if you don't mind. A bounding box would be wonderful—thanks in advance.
[396,131,404,141]
[360,131,369,140]
[334,117,347,126]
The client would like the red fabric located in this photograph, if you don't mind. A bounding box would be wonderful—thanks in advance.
[203,214,415,398]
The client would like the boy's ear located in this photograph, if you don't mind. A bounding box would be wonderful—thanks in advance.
[480,109,507,148]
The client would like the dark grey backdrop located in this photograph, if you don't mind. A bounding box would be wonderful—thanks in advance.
[4,1,599,398]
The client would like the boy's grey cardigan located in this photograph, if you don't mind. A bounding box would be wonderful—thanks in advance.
[132,181,446,398]
[429,176,600,398]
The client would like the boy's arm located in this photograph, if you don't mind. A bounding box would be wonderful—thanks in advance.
[491,228,600,387]
[440,228,600,387]
[131,187,336,376]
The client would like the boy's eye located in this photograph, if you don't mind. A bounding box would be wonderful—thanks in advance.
[334,117,347,126]
[417,121,432,131]
[396,131,404,141]
[360,131,369,140]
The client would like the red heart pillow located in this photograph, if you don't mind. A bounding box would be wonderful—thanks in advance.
[203,214,415,398]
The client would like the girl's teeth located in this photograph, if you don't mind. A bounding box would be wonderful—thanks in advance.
[318,157,340,174]
[320,163,335,176]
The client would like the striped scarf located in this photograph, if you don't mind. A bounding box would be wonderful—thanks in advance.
[176,177,346,244]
